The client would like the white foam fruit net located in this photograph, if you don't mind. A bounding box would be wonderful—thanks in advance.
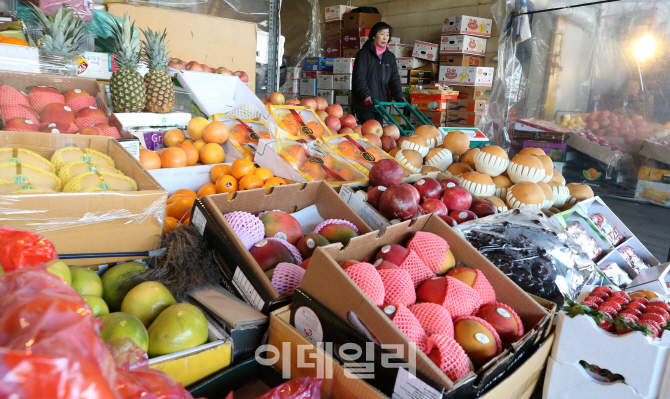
[227,103,263,120]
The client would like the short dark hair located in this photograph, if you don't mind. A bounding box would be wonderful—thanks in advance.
[368,22,393,41]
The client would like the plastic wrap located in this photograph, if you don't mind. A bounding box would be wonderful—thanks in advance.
[589,213,624,246]
[618,245,650,274]
[256,377,322,399]
[456,208,601,302]
[565,221,602,261]
[0,267,194,399]
[599,261,632,289]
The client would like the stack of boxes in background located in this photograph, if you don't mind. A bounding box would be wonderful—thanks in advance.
[324,5,353,59]
[301,57,334,99]
[438,15,495,127]
[332,58,354,115]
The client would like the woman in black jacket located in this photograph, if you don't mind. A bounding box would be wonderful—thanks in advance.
[352,22,405,124]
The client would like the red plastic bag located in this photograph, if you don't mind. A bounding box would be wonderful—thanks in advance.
[0,226,57,272]
[256,377,322,399]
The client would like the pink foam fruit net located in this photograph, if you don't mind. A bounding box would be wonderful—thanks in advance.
[345,262,385,306]
[442,276,483,318]
[409,302,454,338]
[378,268,416,307]
[399,249,435,288]
[224,211,265,250]
[267,237,303,265]
[407,231,450,274]
[425,334,471,382]
[473,269,496,304]
[385,304,428,353]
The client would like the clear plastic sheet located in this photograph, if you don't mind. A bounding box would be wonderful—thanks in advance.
[455,208,601,303]
[255,377,322,399]
[489,0,670,196]
[599,261,632,288]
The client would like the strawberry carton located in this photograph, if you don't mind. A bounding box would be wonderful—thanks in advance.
[545,286,670,399]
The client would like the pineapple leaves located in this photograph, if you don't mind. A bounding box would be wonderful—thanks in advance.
[28,3,86,54]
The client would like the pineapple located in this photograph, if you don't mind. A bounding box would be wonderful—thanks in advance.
[107,14,145,113]
[29,4,86,55]
[141,28,174,113]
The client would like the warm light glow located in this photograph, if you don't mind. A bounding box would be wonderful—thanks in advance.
[633,34,657,61]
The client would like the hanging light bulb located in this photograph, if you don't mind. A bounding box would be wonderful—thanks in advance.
[633,34,657,61]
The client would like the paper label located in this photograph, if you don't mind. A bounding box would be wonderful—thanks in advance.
[232,267,266,311]
[497,307,511,318]
[294,306,324,345]
[191,206,207,235]
[475,332,490,344]
[392,367,441,399]
[118,139,140,160]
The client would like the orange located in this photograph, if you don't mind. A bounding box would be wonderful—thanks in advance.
[163,129,186,147]
[160,147,187,168]
[210,164,232,182]
[173,189,197,199]
[264,177,286,188]
[239,174,263,190]
[332,166,355,181]
[337,141,358,159]
[167,193,188,205]
[310,153,334,169]
[360,147,381,163]
[193,139,206,152]
[229,124,245,144]
[177,142,199,166]
[197,182,217,197]
[231,158,256,180]
[183,139,193,145]
[139,148,161,170]
[254,167,274,182]
[168,197,194,221]
[0,37,28,46]
[200,143,225,164]
[182,216,190,224]
[0,34,4,40]
[281,114,300,135]
[215,175,238,194]
[301,163,326,180]
[203,122,229,144]
[284,144,307,167]
[163,217,179,238]
[304,121,324,138]
[187,117,209,141]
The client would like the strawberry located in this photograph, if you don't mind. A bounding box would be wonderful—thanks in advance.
[601,301,622,312]
[592,286,613,295]
[640,313,667,328]
[620,308,642,318]
[589,291,610,300]
[581,298,600,309]
[638,320,660,338]
[606,296,629,305]
[597,304,618,319]
[599,319,614,332]
[610,291,630,299]
[644,306,670,321]
[625,302,646,313]
[583,296,604,306]
[646,301,670,312]
[629,297,649,306]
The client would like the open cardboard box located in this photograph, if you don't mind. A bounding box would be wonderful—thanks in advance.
[566,132,624,168]
[189,309,386,399]
[640,138,670,165]
[189,181,374,314]
[0,130,166,265]
[296,214,553,398]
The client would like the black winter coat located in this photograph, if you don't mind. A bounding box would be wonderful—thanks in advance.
[352,40,405,112]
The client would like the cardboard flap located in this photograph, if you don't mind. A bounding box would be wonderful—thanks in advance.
[190,285,268,329]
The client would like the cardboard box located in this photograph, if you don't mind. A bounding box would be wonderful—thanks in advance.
[388,43,415,58]
[446,99,487,112]
[442,15,493,37]
[456,85,492,101]
[636,179,670,207]
[316,89,334,104]
[325,21,344,37]
[566,132,622,168]
[640,138,670,165]
[149,162,236,196]
[334,89,352,106]
[300,78,318,96]
[317,74,334,90]
[304,57,334,71]
[440,54,486,66]
[284,79,300,95]
[297,214,552,395]
[440,35,487,56]
[324,39,342,58]
[638,165,670,182]
[521,140,569,162]
[333,57,355,74]
[342,49,359,58]
[446,110,482,125]
[409,77,432,86]
[396,57,430,71]
[409,63,439,78]
[325,5,354,22]
[342,28,370,49]
[108,3,256,91]
[438,66,494,86]
[333,74,352,90]
[410,110,446,126]
[302,70,331,79]
[412,40,439,62]
[0,131,165,266]
[341,12,382,29]
[409,89,459,111]
[191,182,373,314]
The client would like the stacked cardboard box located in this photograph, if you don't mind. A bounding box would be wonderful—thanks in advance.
[300,57,333,97]
[325,9,382,59]
[438,15,494,127]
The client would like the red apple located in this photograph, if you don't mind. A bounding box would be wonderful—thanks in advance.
[300,257,311,270]
[326,104,343,118]
[234,71,249,83]
[363,133,382,147]
[215,67,233,75]
[439,178,460,190]
[450,210,477,223]
[286,98,301,106]
[401,183,420,204]
[369,159,403,187]
[261,99,272,105]
[421,198,448,216]
[439,214,458,226]
[340,114,357,129]
[362,120,383,138]
[597,118,610,128]
[381,136,397,153]
[600,110,611,119]
[379,185,418,221]
[470,199,498,218]
[324,115,341,132]
[586,121,599,132]
[200,64,212,73]
[301,98,317,111]
[375,244,409,266]
[268,92,285,105]
[353,125,362,133]
[168,58,185,70]
[382,124,401,140]
[186,61,203,72]
[315,97,328,111]
[339,127,354,134]
[414,177,442,200]
[442,186,472,212]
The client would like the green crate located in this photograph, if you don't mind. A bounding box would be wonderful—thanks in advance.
[372,99,434,137]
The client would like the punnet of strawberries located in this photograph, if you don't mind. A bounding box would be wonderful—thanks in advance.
[564,286,670,338]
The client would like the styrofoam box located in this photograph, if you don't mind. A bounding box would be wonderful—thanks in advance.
[333,58,355,74]
[546,308,670,399]
[618,236,661,274]
[626,263,670,295]
[300,78,318,96]
[439,35,487,56]
[317,74,334,90]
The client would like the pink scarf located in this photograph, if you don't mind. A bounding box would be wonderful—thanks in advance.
[375,43,387,57]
